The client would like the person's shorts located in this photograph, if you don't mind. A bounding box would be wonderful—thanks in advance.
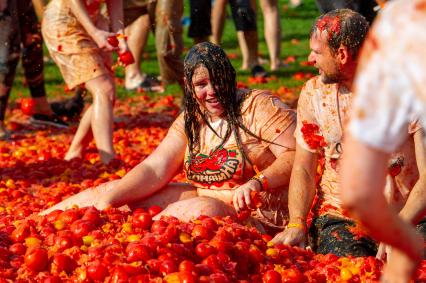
[309,215,378,257]
[123,0,154,26]
[188,0,212,38]
[229,0,257,32]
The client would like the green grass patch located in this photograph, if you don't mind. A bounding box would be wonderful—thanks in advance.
[10,0,319,102]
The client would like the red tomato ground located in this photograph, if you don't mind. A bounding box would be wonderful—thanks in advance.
[0,94,425,282]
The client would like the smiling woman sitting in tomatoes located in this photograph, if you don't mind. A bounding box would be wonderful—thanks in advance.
[42,42,296,234]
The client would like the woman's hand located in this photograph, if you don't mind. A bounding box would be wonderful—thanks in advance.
[270,226,306,248]
[232,179,261,212]
[91,29,118,52]
[40,180,119,215]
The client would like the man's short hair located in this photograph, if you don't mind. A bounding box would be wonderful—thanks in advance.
[311,9,369,59]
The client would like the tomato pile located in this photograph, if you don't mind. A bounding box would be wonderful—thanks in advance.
[0,94,425,282]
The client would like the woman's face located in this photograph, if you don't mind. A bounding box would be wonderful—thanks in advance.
[192,65,225,120]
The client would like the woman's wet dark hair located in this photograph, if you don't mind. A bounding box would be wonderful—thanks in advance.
[183,42,256,176]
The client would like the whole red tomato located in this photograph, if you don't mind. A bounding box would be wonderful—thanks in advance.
[202,255,222,272]
[192,225,213,240]
[118,51,135,66]
[160,259,178,275]
[281,269,304,283]
[10,224,30,243]
[151,220,168,234]
[70,219,94,239]
[24,248,48,272]
[125,242,152,263]
[51,253,76,274]
[109,266,129,283]
[195,243,216,258]
[20,98,36,116]
[132,212,152,230]
[179,260,197,274]
[263,270,282,283]
[201,218,218,232]
[87,261,109,281]
[82,206,102,225]
[54,234,74,251]
[147,205,162,216]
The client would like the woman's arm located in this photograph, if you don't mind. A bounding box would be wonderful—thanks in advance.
[42,130,187,213]
[233,123,296,211]
[104,131,187,207]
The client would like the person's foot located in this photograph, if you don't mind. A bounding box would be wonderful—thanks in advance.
[99,151,116,165]
[125,74,164,93]
[251,65,269,78]
[50,95,85,119]
[30,114,69,128]
[64,148,83,161]
[289,0,302,8]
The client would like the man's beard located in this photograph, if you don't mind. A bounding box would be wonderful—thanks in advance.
[321,71,343,84]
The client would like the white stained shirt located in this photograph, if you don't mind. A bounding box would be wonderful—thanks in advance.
[349,0,426,152]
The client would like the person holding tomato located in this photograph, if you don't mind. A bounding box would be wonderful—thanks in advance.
[270,8,426,267]
[41,0,130,164]
[42,42,297,234]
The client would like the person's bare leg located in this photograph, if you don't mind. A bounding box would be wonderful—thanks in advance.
[124,14,151,90]
[155,196,236,222]
[238,30,259,70]
[211,0,227,45]
[260,0,281,71]
[65,74,115,163]
[87,75,115,164]
[64,106,94,160]
[128,183,198,210]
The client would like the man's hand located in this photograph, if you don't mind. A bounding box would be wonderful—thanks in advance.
[232,179,261,213]
[270,227,306,248]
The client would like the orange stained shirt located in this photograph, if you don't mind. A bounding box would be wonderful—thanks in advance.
[169,89,296,191]
[296,76,421,218]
